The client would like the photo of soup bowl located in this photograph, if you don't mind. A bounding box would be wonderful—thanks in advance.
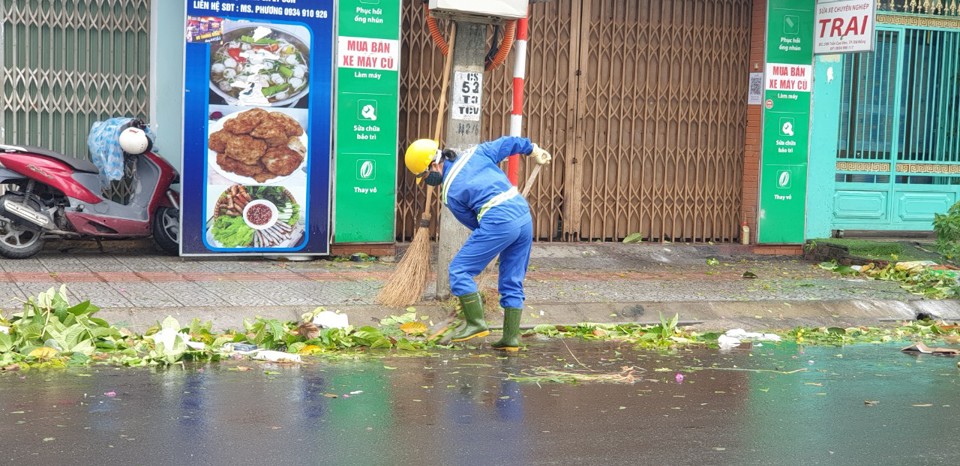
[210,24,311,107]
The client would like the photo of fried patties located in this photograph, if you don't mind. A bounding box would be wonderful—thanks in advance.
[216,152,261,178]
[262,145,305,176]
[251,112,304,146]
[224,134,267,165]
[223,107,268,134]
[208,107,308,183]
[208,130,230,153]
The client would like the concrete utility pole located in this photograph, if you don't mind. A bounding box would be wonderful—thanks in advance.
[436,22,487,300]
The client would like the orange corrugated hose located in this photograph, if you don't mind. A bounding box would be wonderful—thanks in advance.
[425,3,449,56]
[485,19,516,71]
[424,3,516,71]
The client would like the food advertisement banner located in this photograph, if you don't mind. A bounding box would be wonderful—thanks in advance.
[334,0,401,244]
[758,0,814,244]
[181,0,334,255]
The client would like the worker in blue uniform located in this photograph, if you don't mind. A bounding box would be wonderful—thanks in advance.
[404,137,552,351]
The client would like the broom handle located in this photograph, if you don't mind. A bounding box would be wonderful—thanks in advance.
[421,23,457,225]
[521,163,542,197]
[434,23,456,143]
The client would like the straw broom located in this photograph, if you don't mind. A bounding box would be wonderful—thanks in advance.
[376,25,457,308]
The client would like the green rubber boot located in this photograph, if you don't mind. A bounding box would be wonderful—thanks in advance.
[492,307,522,352]
[451,292,489,342]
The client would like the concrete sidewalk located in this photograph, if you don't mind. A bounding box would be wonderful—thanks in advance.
[1,240,958,332]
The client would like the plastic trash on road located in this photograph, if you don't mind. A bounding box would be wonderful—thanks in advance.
[253,350,302,363]
[221,343,258,353]
[717,334,741,350]
[312,310,349,329]
[718,328,781,350]
[901,342,960,356]
[186,341,206,350]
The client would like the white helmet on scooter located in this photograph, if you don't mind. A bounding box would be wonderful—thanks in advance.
[118,127,151,155]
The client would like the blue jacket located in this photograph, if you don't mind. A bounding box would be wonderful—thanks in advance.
[440,136,534,231]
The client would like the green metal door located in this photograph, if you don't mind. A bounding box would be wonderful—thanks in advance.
[833,23,960,230]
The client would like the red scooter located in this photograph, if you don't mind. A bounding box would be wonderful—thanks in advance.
[0,121,180,258]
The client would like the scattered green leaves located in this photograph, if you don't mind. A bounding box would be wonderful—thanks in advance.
[819,260,960,299]
[622,233,644,244]
[786,320,960,346]
[529,313,695,349]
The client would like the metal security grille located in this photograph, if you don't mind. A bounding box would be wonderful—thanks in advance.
[0,0,151,202]
[396,0,565,241]
[397,0,751,243]
[573,1,750,242]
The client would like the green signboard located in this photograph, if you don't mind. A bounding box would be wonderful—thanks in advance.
[758,0,815,244]
[334,0,401,243]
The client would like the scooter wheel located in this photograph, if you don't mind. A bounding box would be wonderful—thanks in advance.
[0,216,45,259]
[152,206,180,255]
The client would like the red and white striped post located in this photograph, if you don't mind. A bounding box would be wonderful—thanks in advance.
[507,12,529,186]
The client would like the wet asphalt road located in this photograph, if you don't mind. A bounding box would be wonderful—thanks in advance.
[2,339,959,465]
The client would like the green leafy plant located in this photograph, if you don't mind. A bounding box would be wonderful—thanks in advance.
[0,286,124,365]
[934,201,960,260]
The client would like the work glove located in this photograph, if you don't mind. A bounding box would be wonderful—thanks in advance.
[531,143,552,165]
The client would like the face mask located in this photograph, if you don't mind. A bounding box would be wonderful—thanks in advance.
[423,170,443,186]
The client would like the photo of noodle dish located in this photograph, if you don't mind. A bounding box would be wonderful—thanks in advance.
[208,107,308,184]
[210,24,309,107]
[206,185,304,249]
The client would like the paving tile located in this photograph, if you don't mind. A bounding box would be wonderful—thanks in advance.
[199,259,285,274]
[109,256,184,272]
[191,281,280,306]
[95,272,143,282]
[150,257,215,273]
[259,282,324,306]
[159,281,231,307]
[36,256,88,273]
[77,256,132,273]
[0,283,27,310]
[0,258,47,273]
[104,282,182,308]
[54,282,133,308]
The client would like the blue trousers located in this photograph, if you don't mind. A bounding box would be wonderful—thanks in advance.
[449,217,533,309]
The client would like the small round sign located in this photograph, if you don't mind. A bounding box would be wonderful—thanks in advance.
[765,99,774,110]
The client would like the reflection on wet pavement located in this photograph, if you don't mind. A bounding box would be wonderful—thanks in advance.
[1,340,959,465]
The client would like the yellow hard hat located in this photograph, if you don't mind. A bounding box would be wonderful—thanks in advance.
[404,139,441,182]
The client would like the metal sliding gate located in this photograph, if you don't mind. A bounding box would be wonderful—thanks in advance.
[0,0,152,201]
[834,18,960,230]
[396,0,752,243]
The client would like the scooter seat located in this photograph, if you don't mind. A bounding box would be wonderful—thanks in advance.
[0,144,100,174]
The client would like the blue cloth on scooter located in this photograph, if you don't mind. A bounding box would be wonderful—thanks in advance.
[87,117,156,183]
[440,136,535,309]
